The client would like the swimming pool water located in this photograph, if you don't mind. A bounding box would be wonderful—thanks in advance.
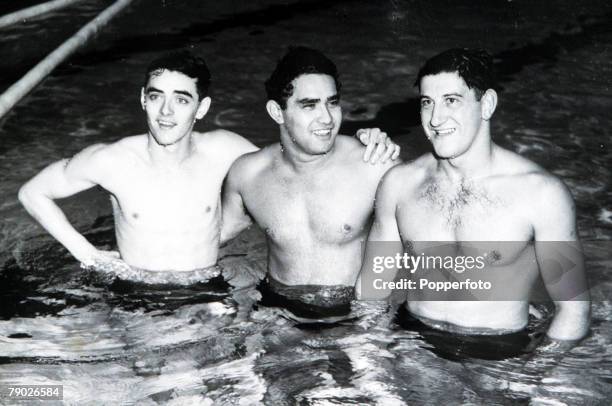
[1,0,611,404]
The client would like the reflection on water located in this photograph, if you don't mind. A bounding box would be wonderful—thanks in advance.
[0,0,611,403]
[1,229,610,403]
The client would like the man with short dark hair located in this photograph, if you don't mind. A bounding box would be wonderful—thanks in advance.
[19,50,398,284]
[358,48,590,341]
[221,47,400,311]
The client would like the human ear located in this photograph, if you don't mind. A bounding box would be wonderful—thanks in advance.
[481,89,498,120]
[266,100,284,124]
[195,97,212,120]
[140,88,146,110]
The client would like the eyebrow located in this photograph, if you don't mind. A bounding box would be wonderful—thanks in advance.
[296,94,339,105]
[297,97,320,105]
[145,86,195,99]
[419,92,463,99]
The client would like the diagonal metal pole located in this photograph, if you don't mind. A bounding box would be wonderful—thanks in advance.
[0,0,85,30]
[0,0,136,120]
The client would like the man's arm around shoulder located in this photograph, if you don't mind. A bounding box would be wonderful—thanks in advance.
[220,152,257,244]
[201,129,259,163]
[532,173,591,341]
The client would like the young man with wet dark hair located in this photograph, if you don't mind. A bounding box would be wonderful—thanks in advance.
[221,46,400,314]
[265,46,341,109]
[414,47,495,100]
[19,50,398,284]
[143,50,212,99]
[358,47,590,342]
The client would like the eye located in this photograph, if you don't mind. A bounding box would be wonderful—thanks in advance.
[302,103,316,110]
[147,93,159,101]
[328,99,340,107]
[177,97,190,105]
[420,99,432,108]
[445,97,459,105]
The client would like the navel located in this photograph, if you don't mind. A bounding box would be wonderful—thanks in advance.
[205,206,211,213]
[132,212,139,219]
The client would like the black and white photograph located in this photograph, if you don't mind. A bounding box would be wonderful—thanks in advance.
[0,0,610,404]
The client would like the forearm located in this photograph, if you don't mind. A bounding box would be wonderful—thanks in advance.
[547,299,591,341]
[19,187,97,261]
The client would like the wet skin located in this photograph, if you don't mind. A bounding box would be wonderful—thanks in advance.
[358,72,590,340]
[222,74,397,286]
[19,69,258,271]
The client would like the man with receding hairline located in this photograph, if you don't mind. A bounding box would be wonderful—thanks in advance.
[358,48,590,342]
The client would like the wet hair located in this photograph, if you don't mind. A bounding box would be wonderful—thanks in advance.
[265,46,341,109]
[415,48,496,100]
[143,50,211,100]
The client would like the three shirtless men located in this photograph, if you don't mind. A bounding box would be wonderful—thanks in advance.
[19,47,589,341]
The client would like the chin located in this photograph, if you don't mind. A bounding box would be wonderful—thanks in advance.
[309,142,334,154]
[431,140,465,160]
[153,131,184,145]
[153,137,173,146]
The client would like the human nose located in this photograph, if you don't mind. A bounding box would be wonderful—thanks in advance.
[318,104,333,125]
[160,98,174,116]
[429,104,446,128]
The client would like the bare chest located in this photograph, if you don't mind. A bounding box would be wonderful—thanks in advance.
[398,179,533,243]
[109,164,224,228]
[244,171,376,245]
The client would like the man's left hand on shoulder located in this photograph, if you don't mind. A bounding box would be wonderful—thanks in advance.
[356,128,401,164]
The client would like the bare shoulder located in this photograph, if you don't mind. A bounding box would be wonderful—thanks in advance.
[523,169,574,211]
[494,145,545,172]
[335,134,368,160]
[68,135,144,168]
[382,153,434,187]
[494,146,575,221]
[495,146,571,198]
[58,135,144,185]
[194,130,258,157]
[376,153,434,200]
[335,134,398,173]
[227,142,278,182]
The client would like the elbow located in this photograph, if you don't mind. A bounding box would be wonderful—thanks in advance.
[18,181,45,214]
[18,182,34,209]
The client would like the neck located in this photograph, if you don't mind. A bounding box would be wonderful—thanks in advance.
[439,130,495,181]
[279,131,335,172]
[146,132,195,166]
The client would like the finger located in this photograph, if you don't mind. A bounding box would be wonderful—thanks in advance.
[370,142,387,164]
[368,132,386,163]
[356,129,369,144]
[380,140,394,163]
[368,128,380,140]
[391,145,401,160]
[369,129,381,144]
[363,142,375,162]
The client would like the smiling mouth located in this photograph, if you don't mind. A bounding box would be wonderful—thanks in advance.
[157,120,176,129]
[433,128,455,136]
[313,129,333,137]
